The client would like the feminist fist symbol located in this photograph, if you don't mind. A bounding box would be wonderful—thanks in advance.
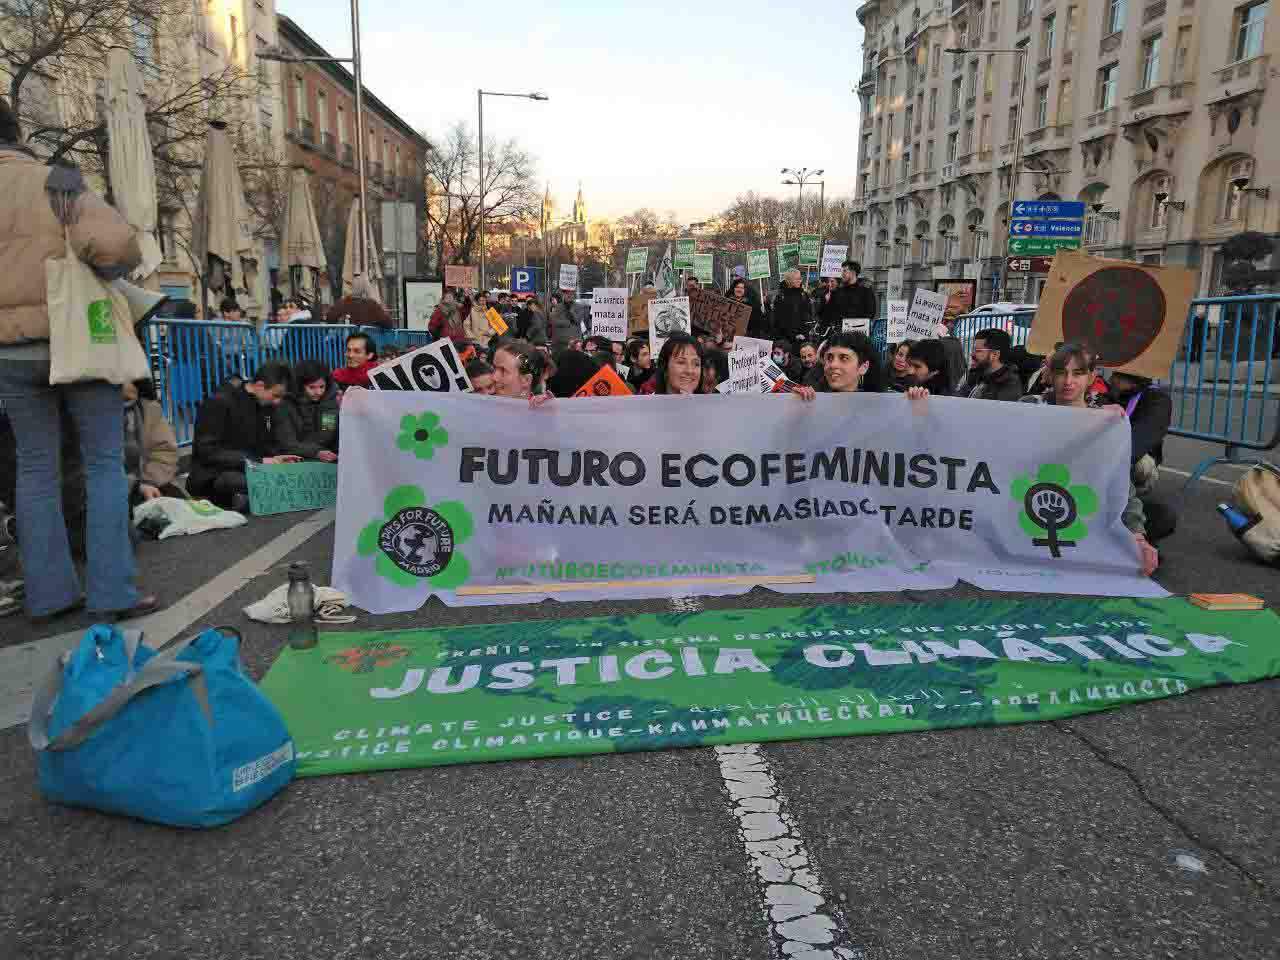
[1033,490,1068,526]
[1024,483,1080,558]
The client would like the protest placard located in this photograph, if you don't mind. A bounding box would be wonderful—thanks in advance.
[724,346,761,394]
[675,238,696,270]
[887,268,905,301]
[777,243,800,274]
[485,307,508,335]
[905,288,948,340]
[799,234,822,266]
[590,287,628,341]
[934,278,977,327]
[368,339,472,393]
[688,286,752,342]
[625,247,649,274]
[648,296,691,357]
[246,460,338,516]
[1028,249,1195,379]
[573,364,633,397]
[746,249,771,281]
[842,318,871,334]
[559,264,579,290]
[886,299,910,341]
[444,264,477,288]
[628,288,656,334]
[758,356,793,392]
[734,335,772,363]
[693,253,714,284]
[819,243,849,278]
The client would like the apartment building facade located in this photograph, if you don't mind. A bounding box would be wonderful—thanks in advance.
[852,0,1276,307]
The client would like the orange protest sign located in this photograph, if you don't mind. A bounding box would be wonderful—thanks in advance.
[485,307,508,335]
[572,364,633,398]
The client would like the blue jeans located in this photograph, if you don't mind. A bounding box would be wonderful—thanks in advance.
[0,343,138,615]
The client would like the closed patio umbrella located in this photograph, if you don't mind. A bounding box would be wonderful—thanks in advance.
[281,166,327,305]
[341,197,382,299]
[104,48,161,280]
[192,121,255,312]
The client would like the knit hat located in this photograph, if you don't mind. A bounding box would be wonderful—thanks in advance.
[545,349,601,398]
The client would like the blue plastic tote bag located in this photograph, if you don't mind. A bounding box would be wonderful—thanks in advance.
[28,625,295,827]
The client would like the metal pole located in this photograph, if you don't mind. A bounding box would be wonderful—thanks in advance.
[477,90,485,296]
[819,180,825,236]
[350,0,369,285]
[998,49,1026,303]
[797,181,805,238]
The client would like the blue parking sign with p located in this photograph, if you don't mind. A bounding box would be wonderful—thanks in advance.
[512,267,535,293]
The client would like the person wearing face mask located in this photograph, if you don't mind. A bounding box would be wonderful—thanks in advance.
[771,339,804,384]
[122,379,180,506]
[490,340,547,399]
[275,360,339,463]
[640,333,709,395]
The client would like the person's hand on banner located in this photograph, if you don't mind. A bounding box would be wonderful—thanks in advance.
[263,455,303,465]
[139,483,161,501]
[791,385,816,402]
[317,451,338,463]
[906,385,930,416]
[906,386,930,400]
[529,392,554,410]
[1134,534,1159,577]
[1100,403,1127,420]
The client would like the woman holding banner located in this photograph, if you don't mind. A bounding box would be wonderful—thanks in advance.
[640,334,711,396]
[811,332,885,395]
[491,341,546,400]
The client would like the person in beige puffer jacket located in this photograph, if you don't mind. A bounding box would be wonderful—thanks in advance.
[0,97,160,623]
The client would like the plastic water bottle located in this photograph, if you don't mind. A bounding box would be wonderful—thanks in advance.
[286,562,317,650]
[1217,503,1260,540]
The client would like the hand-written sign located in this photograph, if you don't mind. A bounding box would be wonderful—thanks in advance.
[675,238,696,270]
[444,264,477,289]
[688,286,752,342]
[590,287,628,341]
[559,264,579,290]
[368,339,473,393]
[886,300,910,341]
[746,249,771,281]
[819,244,849,279]
[573,364,633,398]
[693,253,714,285]
[629,288,657,334]
[648,296,691,357]
[906,288,948,339]
[777,243,800,274]
[246,460,338,516]
[625,247,650,274]
[799,235,822,266]
[725,346,761,394]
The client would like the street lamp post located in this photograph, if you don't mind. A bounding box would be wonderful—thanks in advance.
[782,167,826,237]
[946,47,1027,302]
[477,90,548,294]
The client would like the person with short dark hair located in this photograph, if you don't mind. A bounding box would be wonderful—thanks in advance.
[275,360,339,462]
[188,362,300,509]
[641,333,709,395]
[771,338,804,383]
[332,332,378,392]
[812,332,885,394]
[701,347,730,393]
[624,338,653,391]
[958,327,1023,401]
[887,340,915,392]
[219,299,243,322]
[905,339,953,396]
[818,261,878,339]
[546,349,602,398]
[466,358,496,395]
[584,335,612,354]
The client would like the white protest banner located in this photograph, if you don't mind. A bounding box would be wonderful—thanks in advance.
[647,295,691,357]
[333,392,1168,612]
[367,339,472,393]
[725,346,760,394]
[819,243,849,278]
[842,318,871,334]
[733,336,772,363]
[590,287,628,342]
[886,300,910,341]
[559,264,579,290]
[906,288,948,339]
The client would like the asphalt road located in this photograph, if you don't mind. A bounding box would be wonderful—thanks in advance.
[1,462,1278,959]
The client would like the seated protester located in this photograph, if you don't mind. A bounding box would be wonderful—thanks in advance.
[813,331,885,394]
[887,340,915,392]
[188,362,300,510]
[1106,371,1176,542]
[701,347,730,394]
[624,338,654,391]
[771,339,804,384]
[905,339,954,396]
[122,379,181,506]
[957,328,1023,401]
[466,358,496,395]
[491,340,547,399]
[326,276,391,328]
[641,333,710,395]
[1020,344,1158,575]
[276,361,339,463]
[332,332,378,393]
[546,350,602,398]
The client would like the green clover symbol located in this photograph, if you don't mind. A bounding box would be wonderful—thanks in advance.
[357,485,474,589]
[1010,463,1098,544]
[395,412,448,461]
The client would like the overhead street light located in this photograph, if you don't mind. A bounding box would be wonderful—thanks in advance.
[781,167,826,236]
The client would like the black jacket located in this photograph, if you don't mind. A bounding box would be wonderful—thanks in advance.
[1107,385,1172,465]
[819,280,877,335]
[189,385,278,492]
[729,285,768,339]
[771,286,812,343]
[962,362,1024,402]
[275,383,339,459]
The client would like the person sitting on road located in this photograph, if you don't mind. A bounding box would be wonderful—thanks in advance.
[275,360,339,463]
[641,333,710,395]
[122,379,181,507]
[624,339,654,391]
[1105,371,1176,543]
[332,332,378,393]
[187,362,300,511]
[491,340,547,399]
[466,358,496,395]
[957,328,1023,402]
[887,340,915,392]
[905,339,954,397]
[1019,343,1158,575]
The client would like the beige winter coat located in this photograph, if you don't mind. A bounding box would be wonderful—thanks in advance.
[0,147,142,344]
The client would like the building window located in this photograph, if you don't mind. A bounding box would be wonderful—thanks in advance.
[1065,5,1079,48]
[947,132,959,161]
[1096,64,1117,110]
[1042,14,1056,56]
[951,77,962,111]
[255,35,269,83]
[979,115,991,150]
[925,139,935,168]
[1148,176,1171,229]
[1235,1,1269,61]
[967,60,978,97]
[1107,0,1126,34]
[1222,158,1254,221]
[901,151,911,179]
[1174,25,1193,78]
[1034,86,1049,127]
[338,104,347,144]
[1057,78,1073,124]
[984,56,994,95]
[1007,105,1019,141]
[1141,35,1162,89]
[888,74,897,98]
[1019,0,1032,15]
[964,118,974,152]
[928,89,938,126]
[294,75,307,124]
[317,90,328,137]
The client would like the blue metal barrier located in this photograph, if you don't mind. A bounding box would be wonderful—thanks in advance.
[139,320,434,446]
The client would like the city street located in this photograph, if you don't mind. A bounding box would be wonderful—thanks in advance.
[1,440,1277,960]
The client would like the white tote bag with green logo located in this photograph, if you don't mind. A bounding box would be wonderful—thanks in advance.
[46,233,150,385]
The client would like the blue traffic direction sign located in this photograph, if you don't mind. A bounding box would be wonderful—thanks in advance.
[1010,218,1083,238]
[1012,200,1085,219]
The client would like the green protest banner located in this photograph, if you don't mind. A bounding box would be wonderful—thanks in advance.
[799,234,822,266]
[259,597,1279,777]
[675,238,696,270]
[693,253,714,284]
[746,248,771,280]
[777,243,800,274]
[625,247,650,274]
[246,460,338,516]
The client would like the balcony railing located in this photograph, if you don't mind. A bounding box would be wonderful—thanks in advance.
[1017,11,1032,31]
[949,108,961,126]
[1144,0,1166,23]
[1100,32,1122,55]
[1038,57,1052,75]
[1026,127,1047,144]
[342,143,353,165]
[1063,50,1073,66]
[298,118,314,145]
[1129,88,1157,108]
[1086,107,1118,129]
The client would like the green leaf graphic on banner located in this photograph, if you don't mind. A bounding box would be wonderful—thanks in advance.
[1011,464,1098,553]
[395,411,448,460]
[357,485,475,588]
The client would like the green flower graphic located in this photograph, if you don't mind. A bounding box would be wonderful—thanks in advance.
[357,485,474,589]
[395,412,448,461]
[1011,464,1098,557]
